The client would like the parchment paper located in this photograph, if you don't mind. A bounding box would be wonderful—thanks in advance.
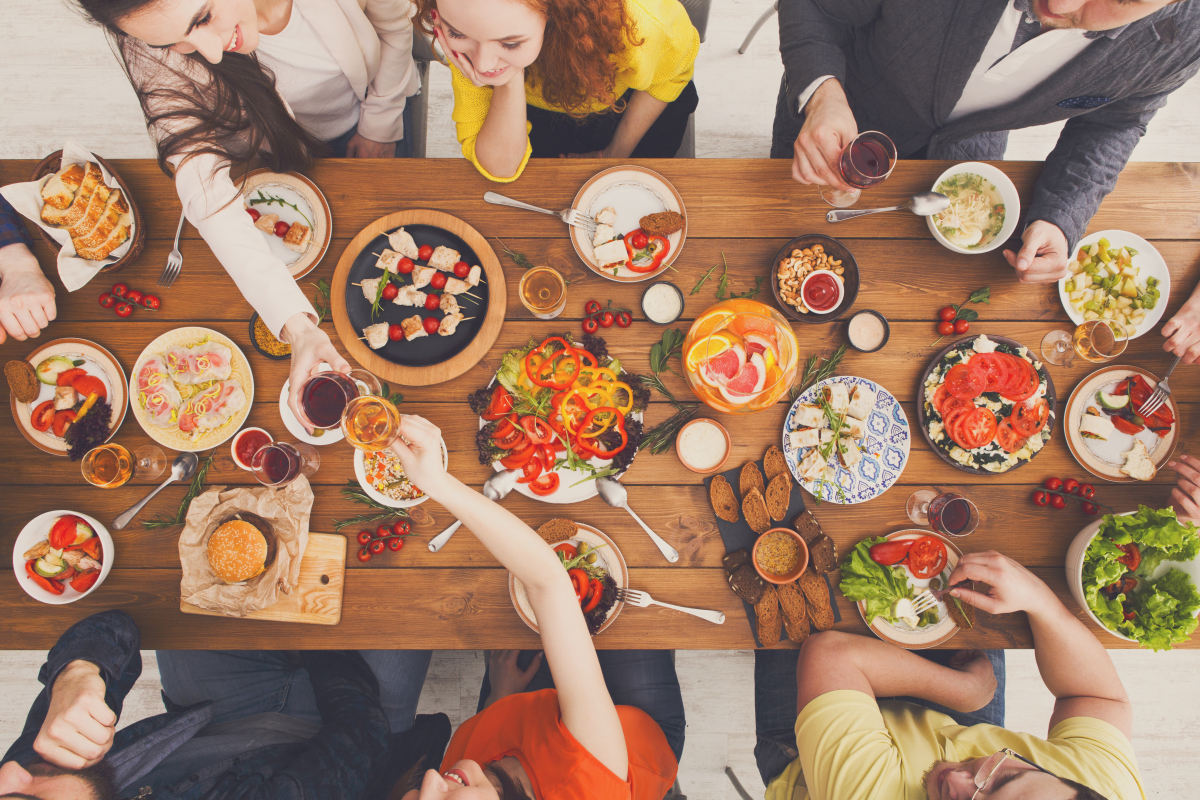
[0,139,135,291]
[179,477,313,617]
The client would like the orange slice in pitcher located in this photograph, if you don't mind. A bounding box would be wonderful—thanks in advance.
[690,308,736,340]
[685,331,736,372]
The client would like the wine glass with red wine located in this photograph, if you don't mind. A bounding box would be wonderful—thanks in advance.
[297,369,381,431]
[251,442,321,488]
[907,489,979,537]
[820,131,897,208]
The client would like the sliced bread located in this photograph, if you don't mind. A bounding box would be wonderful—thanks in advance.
[40,163,85,210]
[728,564,766,605]
[808,533,839,574]
[765,473,791,521]
[764,445,789,482]
[776,580,809,643]
[709,475,740,523]
[73,189,127,251]
[536,518,577,544]
[740,461,765,498]
[791,510,824,545]
[798,571,834,631]
[755,584,782,647]
[722,549,751,575]
[67,182,111,239]
[743,488,771,535]
[41,162,102,228]
[75,223,129,261]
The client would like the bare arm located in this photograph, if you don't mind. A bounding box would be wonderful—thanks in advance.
[471,76,531,179]
[604,91,669,158]
[0,241,56,343]
[948,551,1132,739]
[388,416,629,780]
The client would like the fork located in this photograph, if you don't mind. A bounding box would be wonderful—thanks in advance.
[615,588,725,624]
[483,191,596,234]
[158,209,186,287]
[910,589,940,617]
[1136,355,1181,418]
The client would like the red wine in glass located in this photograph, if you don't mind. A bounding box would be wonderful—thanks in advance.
[254,443,300,486]
[927,493,979,537]
[843,138,893,189]
[301,374,357,429]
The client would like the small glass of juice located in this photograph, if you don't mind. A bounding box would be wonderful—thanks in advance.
[519,266,567,319]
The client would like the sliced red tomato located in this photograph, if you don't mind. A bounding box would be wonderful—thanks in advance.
[959,408,998,449]
[56,368,87,387]
[491,415,518,439]
[529,472,560,496]
[568,568,589,601]
[582,578,604,613]
[553,542,578,560]
[52,409,77,438]
[538,443,557,473]
[481,385,514,421]
[1111,415,1145,435]
[31,400,56,432]
[945,363,986,399]
[71,375,107,401]
[931,385,950,416]
[1118,543,1142,571]
[969,353,1009,393]
[907,536,948,579]
[994,419,1028,453]
[69,571,99,593]
[517,455,544,484]
[519,416,553,445]
[1000,358,1039,402]
[500,444,536,470]
[1011,398,1049,437]
[869,540,913,566]
[493,428,526,450]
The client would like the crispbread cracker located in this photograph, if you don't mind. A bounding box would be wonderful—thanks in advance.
[799,571,834,631]
[709,475,740,522]
[755,584,782,647]
[740,461,765,498]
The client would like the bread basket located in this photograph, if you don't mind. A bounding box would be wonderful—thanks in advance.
[30,150,146,274]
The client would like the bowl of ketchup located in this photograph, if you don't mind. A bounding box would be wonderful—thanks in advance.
[231,427,273,471]
[800,270,844,315]
[769,234,859,324]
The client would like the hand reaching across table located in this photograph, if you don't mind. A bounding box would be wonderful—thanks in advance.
[281,312,351,433]
[1001,220,1070,284]
[1169,455,1200,523]
[0,194,56,343]
[1161,287,1200,363]
[946,550,1056,616]
[33,659,116,770]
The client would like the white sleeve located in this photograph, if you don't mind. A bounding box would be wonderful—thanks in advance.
[171,152,316,337]
[357,0,422,143]
[797,75,836,115]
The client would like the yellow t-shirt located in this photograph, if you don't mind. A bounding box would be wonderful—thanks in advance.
[766,691,1144,800]
[449,0,699,182]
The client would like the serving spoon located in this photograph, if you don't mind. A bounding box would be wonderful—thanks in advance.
[427,468,521,552]
[826,191,950,223]
[113,452,199,530]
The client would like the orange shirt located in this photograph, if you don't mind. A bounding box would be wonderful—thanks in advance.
[442,689,678,800]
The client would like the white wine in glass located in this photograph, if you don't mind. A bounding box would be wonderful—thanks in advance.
[1041,320,1128,367]
[342,395,402,452]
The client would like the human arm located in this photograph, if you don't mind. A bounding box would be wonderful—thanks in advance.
[1161,284,1200,363]
[566,90,669,159]
[1169,455,1200,522]
[0,195,56,343]
[947,552,1132,739]
[387,416,629,780]
[482,650,544,708]
[355,0,423,150]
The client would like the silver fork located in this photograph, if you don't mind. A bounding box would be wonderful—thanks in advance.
[483,191,596,234]
[1136,355,1181,418]
[158,209,186,287]
[910,589,940,617]
[615,588,725,624]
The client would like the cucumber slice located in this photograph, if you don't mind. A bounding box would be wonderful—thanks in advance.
[35,356,75,385]
[1096,390,1130,410]
[34,557,66,578]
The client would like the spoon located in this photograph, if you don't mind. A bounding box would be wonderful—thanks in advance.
[428,469,521,552]
[113,452,199,530]
[825,191,950,223]
[595,477,679,563]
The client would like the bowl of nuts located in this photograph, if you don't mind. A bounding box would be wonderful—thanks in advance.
[770,234,859,324]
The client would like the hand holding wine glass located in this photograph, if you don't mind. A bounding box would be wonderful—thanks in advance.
[791,79,859,191]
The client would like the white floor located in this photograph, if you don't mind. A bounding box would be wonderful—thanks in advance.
[2,2,1199,797]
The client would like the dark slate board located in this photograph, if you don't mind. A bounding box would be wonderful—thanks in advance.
[702,457,841,648]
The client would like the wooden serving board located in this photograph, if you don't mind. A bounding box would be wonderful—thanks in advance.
[180,533,346,625]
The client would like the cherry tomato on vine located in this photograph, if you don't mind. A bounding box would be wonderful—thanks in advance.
[939,306,957,322]
[418,244,434,261]
[430,272,448,290]
[392,521,410,536]
[598,311,614,328]
[453,261,470,278]
[357,547,372,562]
[424,293,441,311]
[369,539,386,555]
[1032,490,1049,506]
[388,324,404,341]
[397,257,415,275]
[376,525,391,539]
[953,319,970,334]
[142,294,161,310]
[357,530,373,545]
[1063,478,1081,495]
[422,316,441,335]
[582,317,599,334]
[937,320,954,336]
[114,302,134,318]
[382,282,399,301]
[1050,494,1067,510]
[273,220,290,237]
[584,300,602,316]
[98,293,115,308]
[246,207,261,222]
[615,311,633,328]
[1080,483,1095,499]
[1044,477,1063,491]
[111,283,127,298]
[388,537,404,551]
[124,288,144,305]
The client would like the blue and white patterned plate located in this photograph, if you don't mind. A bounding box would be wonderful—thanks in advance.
[782,376,910,504]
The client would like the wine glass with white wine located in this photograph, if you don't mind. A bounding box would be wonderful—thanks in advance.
[1040,320,1129,368]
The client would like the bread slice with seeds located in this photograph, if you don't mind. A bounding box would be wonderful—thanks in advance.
[536,518,577,545]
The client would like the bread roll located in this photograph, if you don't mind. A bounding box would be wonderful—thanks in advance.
[207,519,268,584]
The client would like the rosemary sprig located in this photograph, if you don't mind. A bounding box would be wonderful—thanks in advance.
[496,238,570,286]
[143,452,214,529]
[310,278,331,324]
[640,405,700,455]
[248,190,314,228]
[789,344,848,403]
[639,329,699,453]
[332,480,410,532]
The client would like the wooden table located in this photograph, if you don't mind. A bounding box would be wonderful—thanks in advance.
[2,158,1197,650]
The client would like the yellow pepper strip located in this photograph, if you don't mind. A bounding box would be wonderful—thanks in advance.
[607,382,635,415]
[576,366,617,388]
[74,392,100,421]
[558,387,592,435]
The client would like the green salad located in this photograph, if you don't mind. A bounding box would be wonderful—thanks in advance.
[840,536,939,628]
[1082,505,1200,651]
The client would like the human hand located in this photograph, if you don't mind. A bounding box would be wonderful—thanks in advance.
[34,660,115,770]
[1002,220,1070,283]
[281,313,351,433]
[1169,455,1200,522]
[946,551,1054,616]
[0,243,56,344]
[389,414,450,494]
[791,79,858,191]
[1161,298,1200,363]
[431,22,522,88]
[945,649,997,712]
[344,132,396,159]
[483,650,543,708]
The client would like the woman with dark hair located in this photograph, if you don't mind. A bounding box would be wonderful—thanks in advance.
[71,0,422,417]
[411,0,699,182]
[391,415,684,800]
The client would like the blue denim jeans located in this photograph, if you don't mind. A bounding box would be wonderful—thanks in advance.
[477,650,686,764]
[753,648,1006,786]
[325,104,414,158]
[156,649,432,735]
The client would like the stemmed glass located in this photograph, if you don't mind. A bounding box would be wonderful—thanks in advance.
[820,130,897,208]
[1040,320,1129,368]
[251,442,320,487]
[296,369,381,431]
[906,489,979,537]
[134,445,167,480]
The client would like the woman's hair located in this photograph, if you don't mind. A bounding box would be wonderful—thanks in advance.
[412,0,642,117]
[488,763,534,800]
[71,0,326,177]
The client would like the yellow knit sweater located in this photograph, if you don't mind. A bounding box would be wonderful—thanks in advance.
[450,0,699,182]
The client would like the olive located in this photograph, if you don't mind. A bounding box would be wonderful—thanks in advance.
[586,552,598,564]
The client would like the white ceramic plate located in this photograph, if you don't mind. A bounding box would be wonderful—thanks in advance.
[1058,230,1170,340]
[783,376,910,505]
[926,162,1021,255]
[856,530,964,649]
[278,366,345,446]
[353,438,447,508]
[569,166,686,282]
[241,169,332,279]
[12,510,114,605]
[509,522,626,635]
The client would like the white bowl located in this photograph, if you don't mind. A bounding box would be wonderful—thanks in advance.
[927,162,1021,255]
[353,437,448,508]
[230,427,273,471]
[12,510,115,605]
[1057,230,1171,340]
[799,269,845,315]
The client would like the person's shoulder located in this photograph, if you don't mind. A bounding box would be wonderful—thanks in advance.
[623,0,692,34]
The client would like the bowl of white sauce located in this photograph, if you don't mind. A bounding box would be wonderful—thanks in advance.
[847,310,890,353]
[675,418,732,474]
[641,281,685,325]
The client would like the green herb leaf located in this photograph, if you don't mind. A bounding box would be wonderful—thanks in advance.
[958,309,979,323]
[691,262,721,295]
[333,480,409,532]
[968,287,991,305]
[496,238,535,271]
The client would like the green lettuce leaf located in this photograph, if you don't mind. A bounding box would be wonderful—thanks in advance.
[496,340,538,397]
[839,536,913,625]
[1125,570,1200,651]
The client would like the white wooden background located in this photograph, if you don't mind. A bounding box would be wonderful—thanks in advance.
[2,1,1198,796]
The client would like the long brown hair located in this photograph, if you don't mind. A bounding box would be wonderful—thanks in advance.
[72,0,326,177]
[412,0,642,117]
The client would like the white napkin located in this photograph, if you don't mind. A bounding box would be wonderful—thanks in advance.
[0,138,135,292]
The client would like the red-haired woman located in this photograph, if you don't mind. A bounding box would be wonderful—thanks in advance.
[414,0,700,181]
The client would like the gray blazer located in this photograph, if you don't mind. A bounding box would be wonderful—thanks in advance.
[777,0,1200,248]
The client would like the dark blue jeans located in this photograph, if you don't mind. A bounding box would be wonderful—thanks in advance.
[478,650,686,764]
[753,648,1006,786]
[326,104,414,158]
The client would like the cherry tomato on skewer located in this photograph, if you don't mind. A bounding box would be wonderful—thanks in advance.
[424,294,441,311]
[453,261,470,278]
[382,282,399,301]
[273,220,290,237]
[397,257,415,275]
[418,244,434,261]
[430,272,448,290]
[422,316,441,335]
[246,207,261,221]
[388,324,404,341]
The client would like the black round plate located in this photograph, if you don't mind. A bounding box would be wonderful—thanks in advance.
[769,234,860,323]
[915,335,1057,475]
[344,224,490,367]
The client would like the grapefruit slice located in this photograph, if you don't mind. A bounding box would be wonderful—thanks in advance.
[685,331,736,372]
[743,332,780,364]
[719,354,766,405]
[727,313,777,338]
[700,343,745,387]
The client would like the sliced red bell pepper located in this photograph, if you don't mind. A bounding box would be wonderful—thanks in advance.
[624,230,670,273]
[26,560,64,595]
[526,337,580,391]
[69,571,99,593]
[481,385,514,421]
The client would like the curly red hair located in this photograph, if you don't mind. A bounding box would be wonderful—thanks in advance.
[413,0,642,116]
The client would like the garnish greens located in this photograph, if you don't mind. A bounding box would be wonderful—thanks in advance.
[789,343,847,403]
[248,190,313,228]
[333,480,410,532]
[143,452,215,529]
[310,278,331,324]
[640,328,700,455]
[839,536,937,627]
[496,238,569,286]
[380,382,404,407]
[690,262,721,295]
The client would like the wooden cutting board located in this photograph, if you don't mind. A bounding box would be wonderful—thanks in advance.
[180,533,346,625]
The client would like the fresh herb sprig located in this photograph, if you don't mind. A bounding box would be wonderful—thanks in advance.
[789,344,847,403]
[810,396,849,504]
[380,382,404,407]
[310,278,331,324]
[639,328,700,454]
[143,453,215,529]
[931,286,991,346]
[370,272,402,319]
[690,262,721,295]
[248,190,314,228]
[333,480,410,532]
[497,238,571,286]
[648,328,686,376]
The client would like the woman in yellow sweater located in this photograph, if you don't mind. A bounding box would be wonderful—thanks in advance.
[413,0,700,181]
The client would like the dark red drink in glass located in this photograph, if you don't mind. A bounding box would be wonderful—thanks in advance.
[843,138,893,188]
[300,374,357,429]
[927,493,979,537]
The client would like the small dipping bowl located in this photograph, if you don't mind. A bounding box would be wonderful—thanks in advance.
[641,281,685,325]
[231,427,273,471]
[675,418,732,474]
[846,310,891,353]
[248,313,291,361]
[752,527,809,585]
[799,270,845,315]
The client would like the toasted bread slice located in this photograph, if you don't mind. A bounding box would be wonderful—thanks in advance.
[75,222,129,261]
[764,445,788,481]
[639,211,685,237]
[723,549,751,575]
[254,213,279,234]
[740,462,765,498]
[728,564,766,605]
[765,473,791,521]
[798,571,834,631]
[776,580,809,643]
[709,475,739,523]
[67,182,111,239]
[808,533,839,574]
[743,488,771,535]
[536,518,577,544]
[42,162,102,228]
[791,510,824,546]
[40,163,85,210]
[755,585,782,647]
[946,588,976,630]
[73,188,126,250]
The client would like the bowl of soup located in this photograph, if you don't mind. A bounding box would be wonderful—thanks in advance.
[927,162,1020,255]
